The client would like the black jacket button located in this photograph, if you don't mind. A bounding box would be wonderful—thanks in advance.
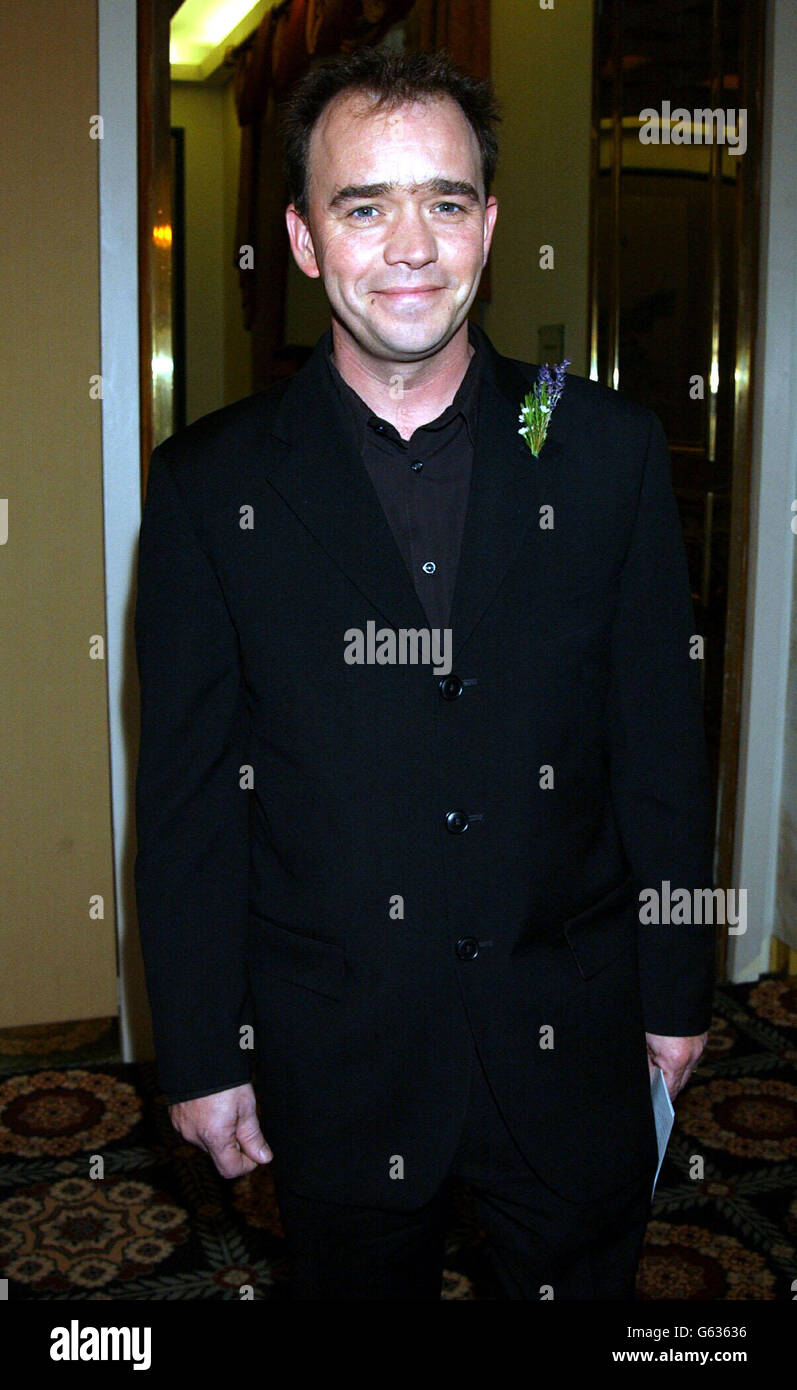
[438,675,463,700]
[456,937,480,960]
[445,810,469,834]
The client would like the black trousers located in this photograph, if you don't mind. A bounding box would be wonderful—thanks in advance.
[272,1036,655,1300]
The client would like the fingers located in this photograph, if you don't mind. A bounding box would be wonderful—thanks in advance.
[207,1133,261,1180]
[229,1089,273,1166]
[236,1115,273,1166]
[195,1124,272,1179]
[667,1070,683,1101]
[679,1061,699,1090]
[668,1061,699,1101]
[645,1033,708,1085]
[168,1084,273,1179]
[648,1059,683,1100]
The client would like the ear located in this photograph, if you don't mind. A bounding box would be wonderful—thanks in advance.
[285,205,321,280]
[482,196,498,266]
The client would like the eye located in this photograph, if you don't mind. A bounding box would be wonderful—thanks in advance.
[349,205,378,220]
[434,203,466,214]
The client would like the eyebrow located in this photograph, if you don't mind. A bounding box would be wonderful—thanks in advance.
[327,178,481,210]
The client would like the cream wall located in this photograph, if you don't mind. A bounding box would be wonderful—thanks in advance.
[0,0,118,1025]
[170,81,251,424]
[485,0,593,371]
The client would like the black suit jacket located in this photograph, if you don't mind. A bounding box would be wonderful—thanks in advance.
[133,322,715,1210]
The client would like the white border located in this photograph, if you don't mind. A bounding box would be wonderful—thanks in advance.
[98,0,143,1061]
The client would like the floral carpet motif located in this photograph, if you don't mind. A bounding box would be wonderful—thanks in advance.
[0,978,793,1299]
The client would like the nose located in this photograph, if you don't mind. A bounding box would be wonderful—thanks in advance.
[383,205,438,269]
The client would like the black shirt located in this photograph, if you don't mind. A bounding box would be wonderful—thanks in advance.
[325,321,482,632]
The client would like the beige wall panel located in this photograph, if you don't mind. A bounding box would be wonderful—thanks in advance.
[0,0,117,1024]
[486,0,593,373]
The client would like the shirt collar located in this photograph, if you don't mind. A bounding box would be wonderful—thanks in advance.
[325,320,482,452]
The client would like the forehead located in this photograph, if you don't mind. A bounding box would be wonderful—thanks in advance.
[309,91,480,182]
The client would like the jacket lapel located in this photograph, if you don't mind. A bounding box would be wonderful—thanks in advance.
[261,323,565,655]
[264,331,431,634]
[447,328,565,659]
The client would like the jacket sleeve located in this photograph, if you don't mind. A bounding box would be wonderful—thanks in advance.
[133,444,253,1101]
[607,410,716,1037]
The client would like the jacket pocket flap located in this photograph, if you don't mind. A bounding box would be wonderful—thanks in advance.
[247,912,345,999]
[563,874,637,980]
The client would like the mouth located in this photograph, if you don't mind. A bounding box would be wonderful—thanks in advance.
[374,287,443,298]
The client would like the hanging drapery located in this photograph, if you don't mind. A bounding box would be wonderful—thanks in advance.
[229,0,491,385]
[405,0,490,80]
[232,7,278,332]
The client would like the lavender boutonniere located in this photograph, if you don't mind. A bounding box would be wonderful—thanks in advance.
[518,358,571,458]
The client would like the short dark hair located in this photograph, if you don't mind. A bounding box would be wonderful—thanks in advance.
[279,47,502,221]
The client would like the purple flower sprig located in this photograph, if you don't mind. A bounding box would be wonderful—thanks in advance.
[518,358,571,458]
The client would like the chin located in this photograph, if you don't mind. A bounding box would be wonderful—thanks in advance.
[373,318,456,358]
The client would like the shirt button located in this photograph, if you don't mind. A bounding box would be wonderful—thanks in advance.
[446,810,469,834]
[411,459,423,472]
[422,561,436,574]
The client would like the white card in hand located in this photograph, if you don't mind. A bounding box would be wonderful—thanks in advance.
[650,1065,675,1199]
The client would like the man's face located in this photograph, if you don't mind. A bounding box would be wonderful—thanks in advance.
[285,91,498,364]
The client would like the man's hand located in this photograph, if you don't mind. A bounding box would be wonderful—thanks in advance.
[169,1083,272,1179]
[645,1032,708,1101]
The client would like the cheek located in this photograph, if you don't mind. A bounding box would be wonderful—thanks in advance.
[453,226,486,260]
[322,234,374,282]
[429,226,483,272]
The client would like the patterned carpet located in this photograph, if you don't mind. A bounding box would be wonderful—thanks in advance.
[0,977,794,1300]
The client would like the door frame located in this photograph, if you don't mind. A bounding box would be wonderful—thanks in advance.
[98,0,148,1063]
[730,0,797,981]
[586,0,768,980]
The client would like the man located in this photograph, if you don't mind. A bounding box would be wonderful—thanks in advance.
[134,48,715,1300]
